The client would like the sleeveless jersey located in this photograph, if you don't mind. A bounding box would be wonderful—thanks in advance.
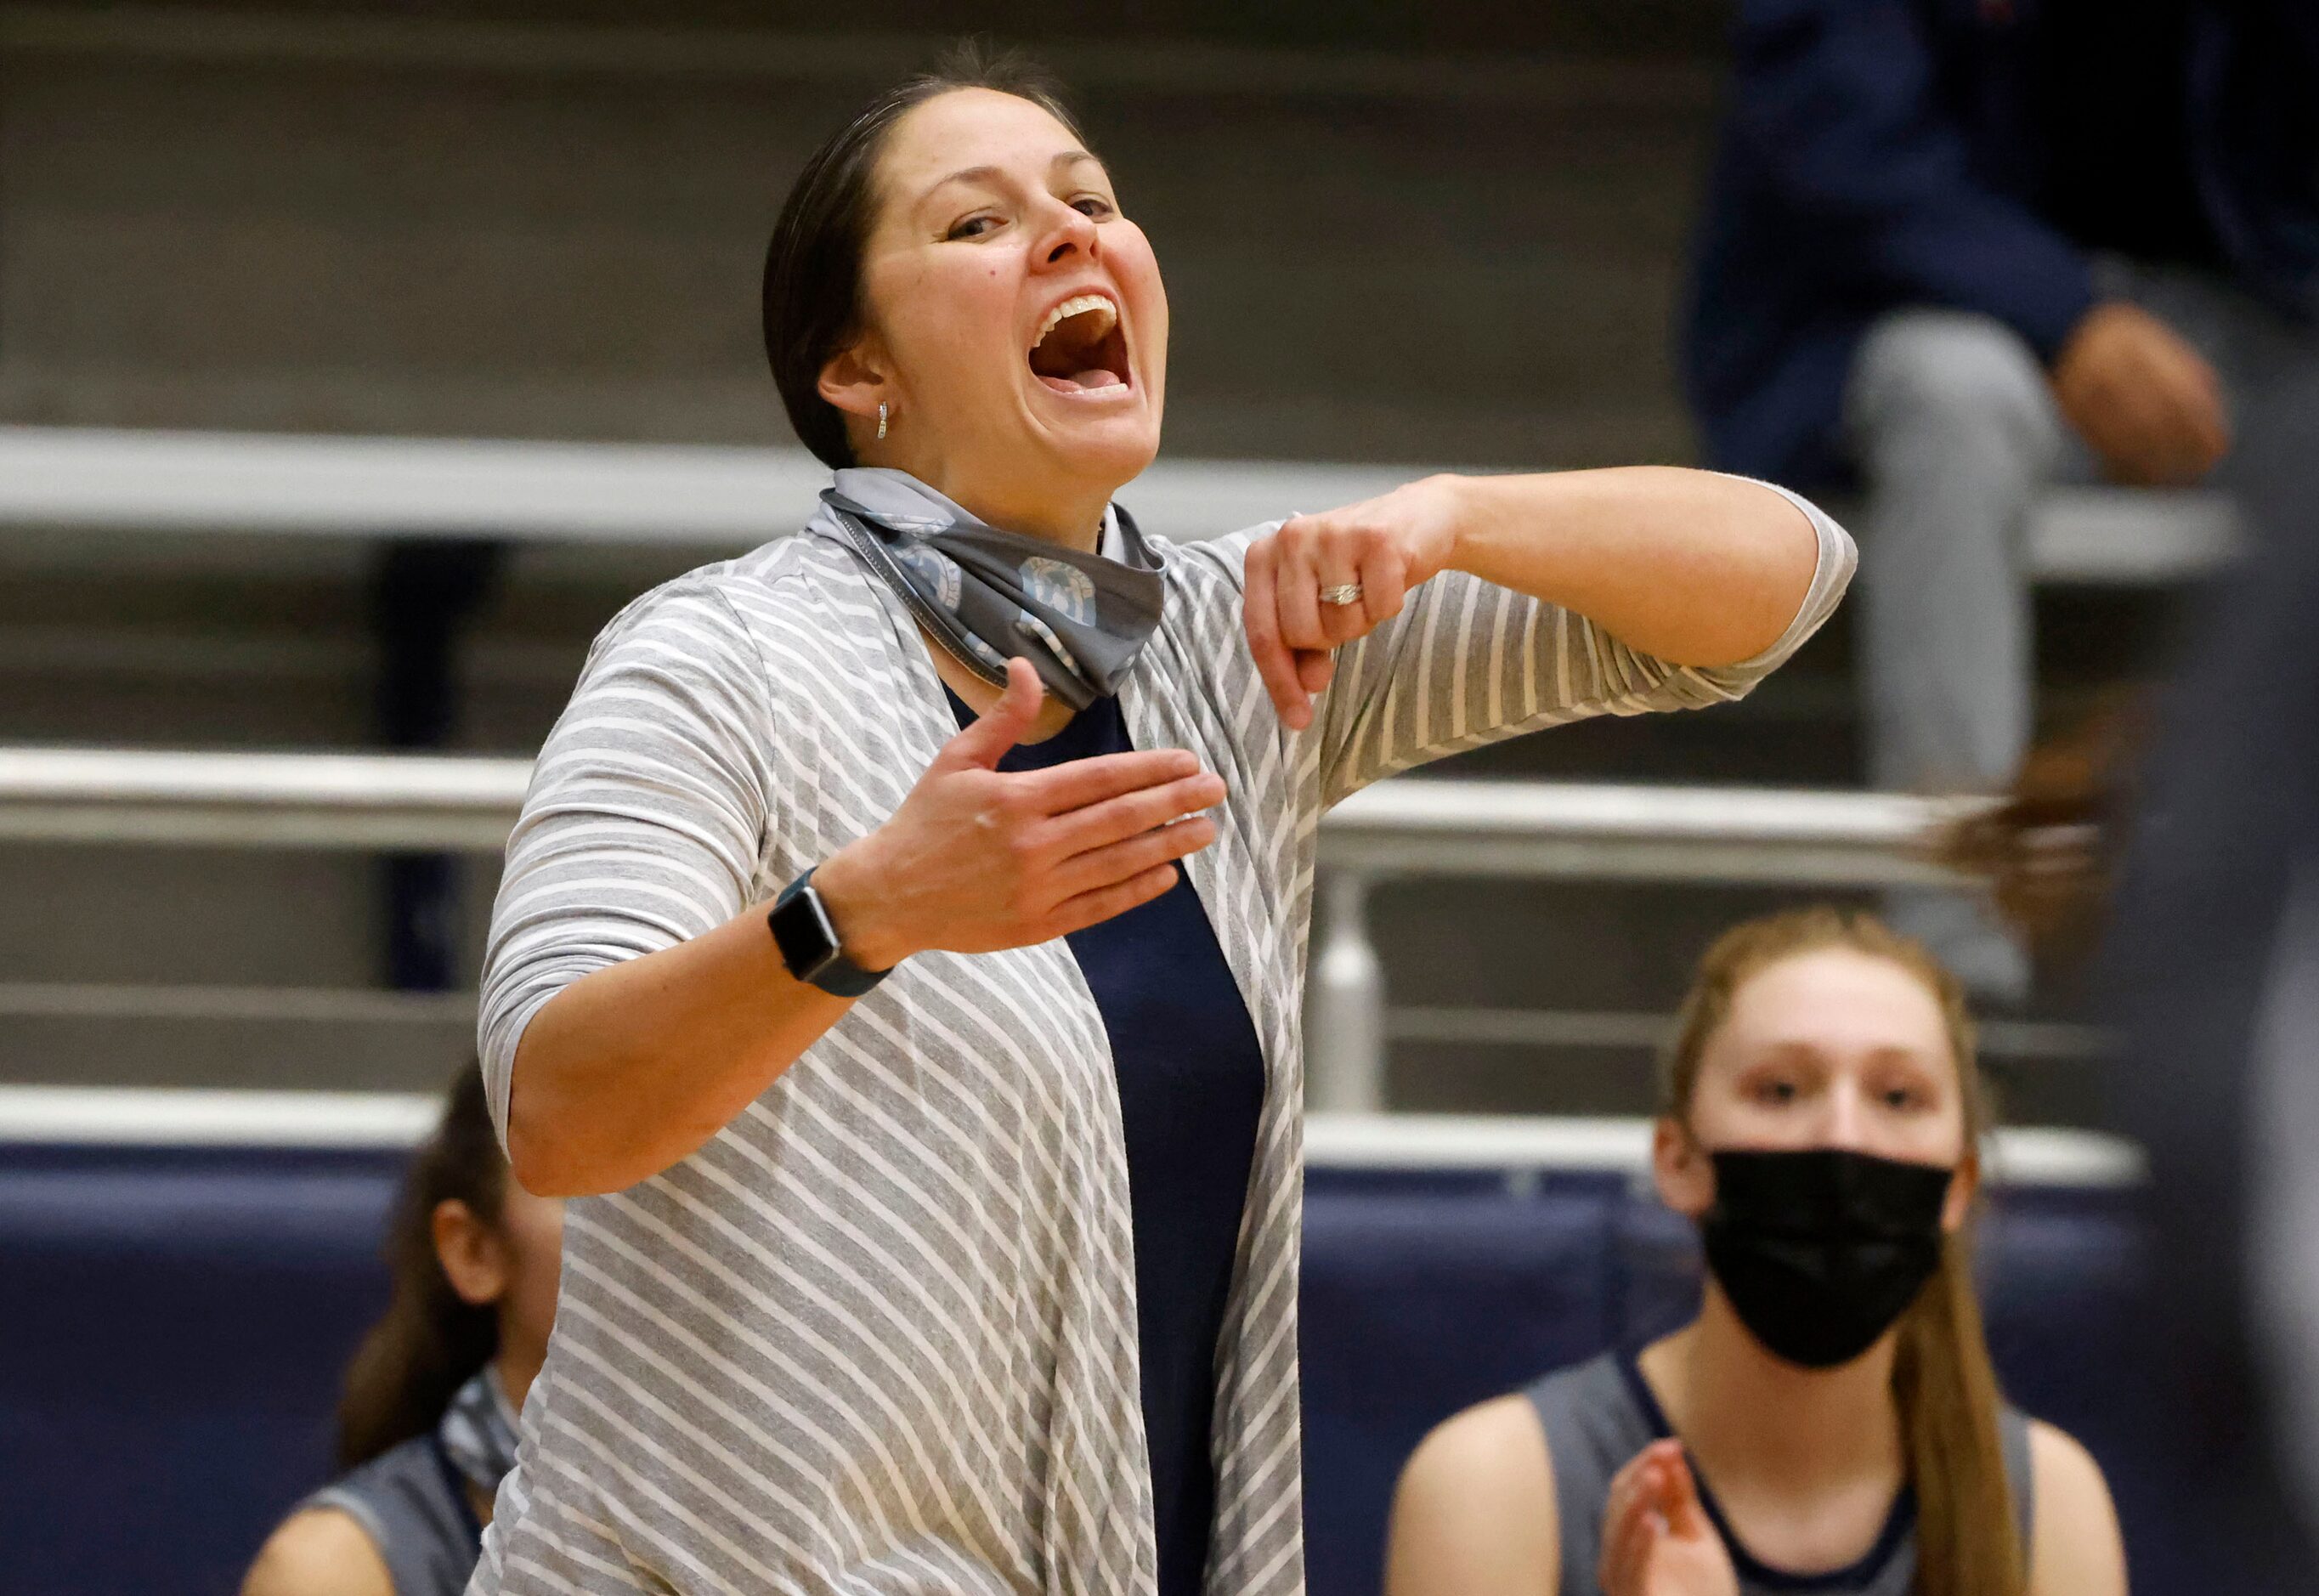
[301,1434,482,1596]
[1524,1350,2035,1596]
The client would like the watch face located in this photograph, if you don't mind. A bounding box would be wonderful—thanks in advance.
[770,886,840,978]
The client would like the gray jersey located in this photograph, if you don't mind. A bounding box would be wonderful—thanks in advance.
[303,1435,482,1596]
[1524,1350,2033,1596]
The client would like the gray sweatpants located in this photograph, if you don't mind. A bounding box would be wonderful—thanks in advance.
[1843,258,2319,997]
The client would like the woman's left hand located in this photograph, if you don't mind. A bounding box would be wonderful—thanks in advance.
[1242,475,1465,731]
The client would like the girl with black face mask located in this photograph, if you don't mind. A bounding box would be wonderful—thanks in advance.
[1384,908,2127,1596]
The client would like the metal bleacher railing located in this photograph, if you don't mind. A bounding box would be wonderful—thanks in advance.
[0,1078,2141,1187]
[0,742,1993,1112]
[0,746,2146,1186]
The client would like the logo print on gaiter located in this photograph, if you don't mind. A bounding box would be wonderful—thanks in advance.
[1019,557,1098,625]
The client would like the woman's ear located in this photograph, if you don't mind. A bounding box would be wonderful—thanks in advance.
[1942,1146,1982,1234]
[817,337,891,429]
[1653,1118,1716,1220]
[432,1197,511,1308]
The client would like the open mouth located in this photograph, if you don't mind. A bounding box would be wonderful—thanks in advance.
[1027,294,1131,395]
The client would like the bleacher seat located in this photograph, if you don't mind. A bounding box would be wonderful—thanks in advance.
[0,1138,2152,1596]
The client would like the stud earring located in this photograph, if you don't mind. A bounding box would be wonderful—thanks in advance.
[877,402,888,441]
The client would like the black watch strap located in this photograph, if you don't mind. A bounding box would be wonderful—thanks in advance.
[767,867,890,999]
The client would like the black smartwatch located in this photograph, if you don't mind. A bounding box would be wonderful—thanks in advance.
[767,867,891,998]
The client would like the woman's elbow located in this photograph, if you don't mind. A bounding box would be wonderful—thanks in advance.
[504,1038,700,1197]
[1713,479,1833,662]
[506,1092,585,1198]
[503,1040,622,1198]
[506,1089,650,1200]
[1756,483,1829,583]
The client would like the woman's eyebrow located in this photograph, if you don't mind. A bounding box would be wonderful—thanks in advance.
[923,150,1105,201]
[919,163,1004,205]
[1866,1044,1943,1071]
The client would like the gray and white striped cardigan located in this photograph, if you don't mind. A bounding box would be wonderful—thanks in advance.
[473,486,1855,1596]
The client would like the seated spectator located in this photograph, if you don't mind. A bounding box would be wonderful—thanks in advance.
[1382,908,2125,1596]
[1682,0,2319,999]
[241,1068,561,1596]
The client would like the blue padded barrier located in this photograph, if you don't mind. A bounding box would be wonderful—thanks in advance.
[0,1138,2148,1596]
[0,1144,405,1596]
[1298,1171,1626,1596]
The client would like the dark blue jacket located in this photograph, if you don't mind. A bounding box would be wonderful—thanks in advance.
[1682,0,2319,486]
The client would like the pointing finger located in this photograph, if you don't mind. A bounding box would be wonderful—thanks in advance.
[1273,518,1329,653]
[1243,535,1312,730]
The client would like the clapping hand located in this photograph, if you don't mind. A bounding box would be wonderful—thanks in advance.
[1598,1440,1739,1596]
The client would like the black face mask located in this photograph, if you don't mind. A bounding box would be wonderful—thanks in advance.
[1700,1148,1954,1371]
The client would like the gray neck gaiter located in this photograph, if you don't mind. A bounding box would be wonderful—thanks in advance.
[807,467,1167,711]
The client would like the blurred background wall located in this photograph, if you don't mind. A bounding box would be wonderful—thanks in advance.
[1,2,1722,456]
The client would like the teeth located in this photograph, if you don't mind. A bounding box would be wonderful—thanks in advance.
[1036,294,1116,344]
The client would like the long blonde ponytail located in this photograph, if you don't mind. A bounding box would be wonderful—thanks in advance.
[1661,908,2025,1596]
[1896,1231,2025,1596]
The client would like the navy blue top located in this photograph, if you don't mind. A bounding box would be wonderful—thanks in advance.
[946,687,1266,1596]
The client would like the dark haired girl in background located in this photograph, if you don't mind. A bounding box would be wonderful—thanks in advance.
[1385,909,2124,1596]
[472,42,1852,1596]
[241,1069,563,1596]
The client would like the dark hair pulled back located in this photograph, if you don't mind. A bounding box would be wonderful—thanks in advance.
[336,1065,508,1468]
[761,41,1083,469]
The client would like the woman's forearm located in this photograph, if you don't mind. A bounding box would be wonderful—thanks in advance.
[1443,467,1823,668]
[505,894,857,1197]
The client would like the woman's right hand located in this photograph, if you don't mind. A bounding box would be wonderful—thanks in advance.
[1598,1440,1737,1596]
[815,657,1226,967]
